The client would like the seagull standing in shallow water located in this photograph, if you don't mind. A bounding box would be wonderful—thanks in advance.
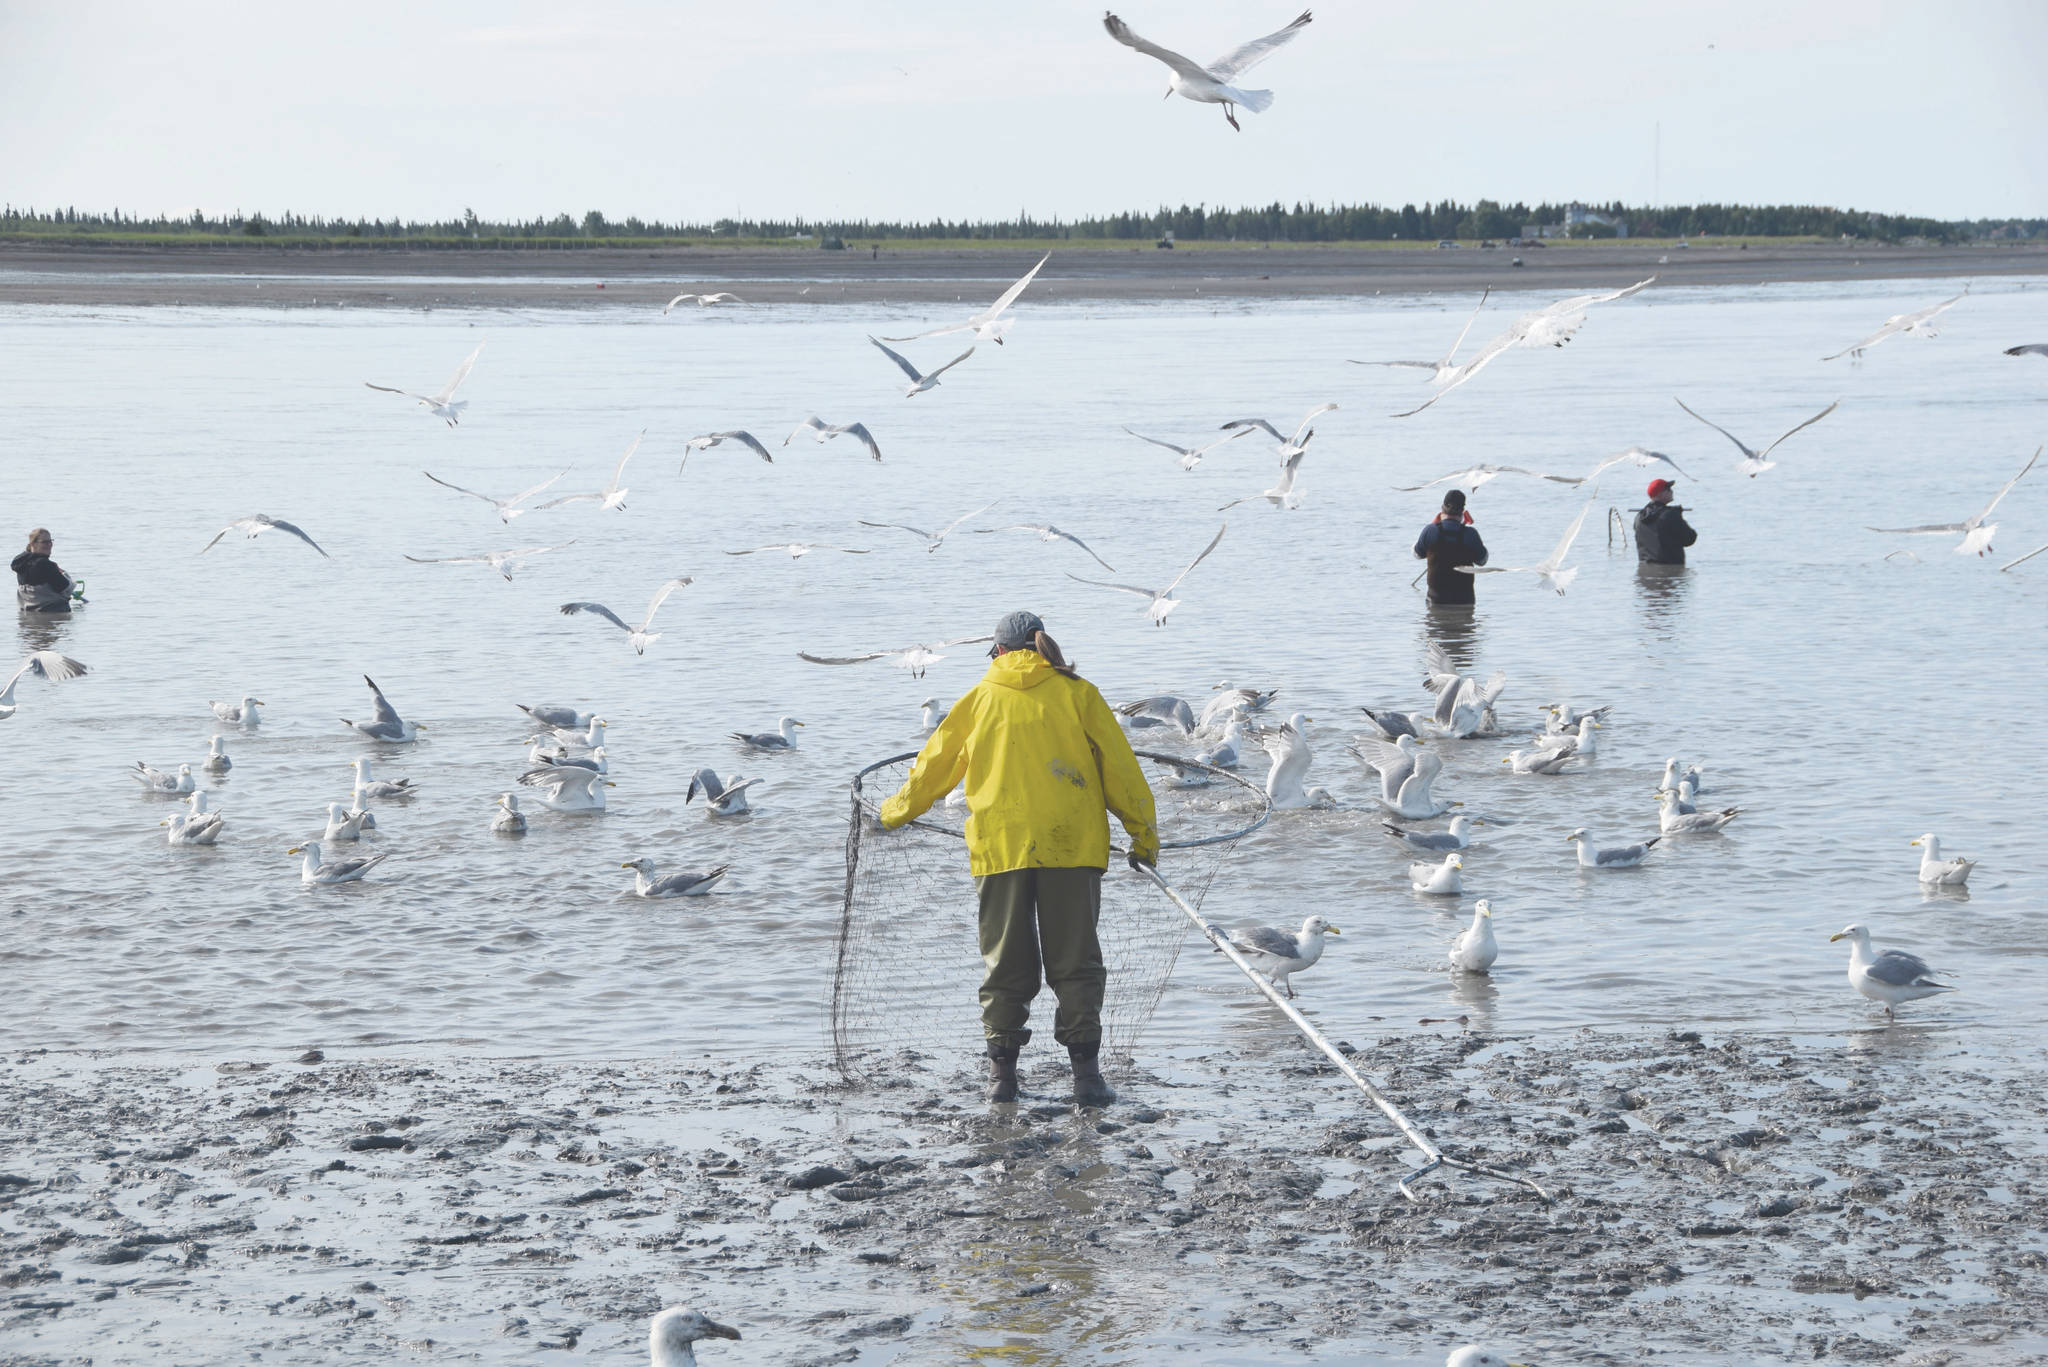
[1101,9,1314,132]
[1449,900,1498,973]
[1831,923,1954,1020]
[1223,915,1338,998]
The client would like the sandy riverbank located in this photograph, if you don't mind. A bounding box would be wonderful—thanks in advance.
[2,241,2043,311]
[4,1026,2042,1365]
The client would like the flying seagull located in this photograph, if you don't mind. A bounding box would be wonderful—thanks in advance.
[365,343,482,425]
[559,576,695,654]
[403,542,576,581]
[799,635,994,679]
[1102,9,1314,132]
[1123,423,1253,471]
[200,514,329,558]
[1067,523,1228,626]
[663,292,741,312]
[682,431,774,467]
[970,523,1118,572]
[859,499,1000,553]
[1392,464,1552,492]
[868,336,975,397]
[881,253,1049,346]
[784,417,882,462]
[2005,343,2048,358]
[0,651,87,720]
[725,543,871,558]
[423,469,566,523]
[1349,289,1490,381]
[1674,398,1839,478]
[1866,446,2039,557]
[537,432,641,513]
[1544,446,1693,487]
[1822,290,1966,362]
[1459,502,1593,595]
[1220,402,1337,456]
[1393,279,1656,418]
[1218,439,1310,511]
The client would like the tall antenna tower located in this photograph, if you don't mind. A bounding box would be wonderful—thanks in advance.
[1654,122,1662,209]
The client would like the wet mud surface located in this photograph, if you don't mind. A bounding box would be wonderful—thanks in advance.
[4,1028,2044,1365]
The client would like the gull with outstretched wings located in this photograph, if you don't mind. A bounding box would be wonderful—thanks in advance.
[663,291,741,312]
[1123,423,1252,471]
[365,343,482,426]
[1394,279,1655,418]
[868,336,975,397]
[1543,446,1693,487]
[558,576,695,654]
[798,635,995,679]
[538,432,641,513]
[1349,289,1491,381]
[725,543,871,559]
[1219,439,1310,511]
[1067,524,1228,626]
[1392,464,1551,492]
[404,542,576,581]
[1674,398,1839,478]
[1867,446,2039,557]
[340,675,423,743]
[1220,402,1336,457]
[200,514,329,558]
[881,253,1049,347]
[0,651,86,719]
[970,523,1117,572]
[1102,9,1313,131]
[1823,290,1965,362]
[682,431,774,468]
[1459,502,1593,595]
[785,417,882,462]
[423,469,566,523]
[859,500,1000,553]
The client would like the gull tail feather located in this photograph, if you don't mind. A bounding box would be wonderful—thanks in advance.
[1230,87,1275,113]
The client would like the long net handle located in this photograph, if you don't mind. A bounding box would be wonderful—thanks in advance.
[1135,863,1550,1204]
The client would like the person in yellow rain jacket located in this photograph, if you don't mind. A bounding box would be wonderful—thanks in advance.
[880,610,1159,1107]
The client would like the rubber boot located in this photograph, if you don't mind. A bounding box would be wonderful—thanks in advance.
[1069,1041,1115,1108]
[985,1046,1020,1103]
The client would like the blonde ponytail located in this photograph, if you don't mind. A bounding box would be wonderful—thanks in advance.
[1031,630,1079,678]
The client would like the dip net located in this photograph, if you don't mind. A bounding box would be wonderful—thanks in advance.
[832,749,1270,1082]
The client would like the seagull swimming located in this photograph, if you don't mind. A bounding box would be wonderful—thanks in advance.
[1352,734,1423,803]
[287,841,389,885]
[365,342,482,425]
[518,764,609,813]
[530,743,607,774]
[1118,695,1197,735]
[858,500,1000,553]
[208,695,263,726]
[880,253,1049,346]
[1867,446,2039,557]
[663,291,741,312]
[649,1307,741,1367]
[1067,523,1228,626]
[131,762,195,794]
[970,523,1118,572]
[1198,686,1277,730]
[1350,290,1490,382]
[423,469,566,523]
[203,735,232,772]
[560,577,694,654]
[322,802,369,841]
[1675,397,1839,478]
[1197,717,1245,768]
[405,541,575,581]
[1831,923,1954,1020]
[919,697,950,731]
[682,430,774,467]
[349,757,418,799]
[1260,712,1331,808]
[340,675,423,742]
[1503,747,1580,775]
[1912,833,1974,885]
[491,792,527,834]
[784,417,883,462]
[1446,1346,1529,1367]
[1544,702,1611,734]
[1101,8,1313,132]
[1224,915,1338,998]
[1566,828,1657,868]
[1656,791,1739,834]
[622,858,729,897]
[517,702,595,731]
[799,635,994,679]
[1393,279,1656,417]
[733,716,803,750]
[200,514,329,558]
[1822,290,1965,362]
[0,651,86,719]
[1533,716,1600,756]
[537,717,608,750]
[1384,813,1478,852]
[537,432,641,513]
[163,810,226,846]
[1379,747,1454,818]
[1359,705,1431,741]
[688,769,761,816]
[1449,900,1498,973]
[1122,423,1252,471]
[1409,851,1464,895]
[868,336,974,397]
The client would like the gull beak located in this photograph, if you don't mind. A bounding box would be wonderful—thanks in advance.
[1325,926,1342,935]
[1829,931,1847,942]
[796,721,808,728]
[255,700,267,705]
[605,781,617,787]
[704,1321,741,1341]
[1909,839,1922,846]
[287,846,304,854]
[621,862,635,869]
[1592,721,1603,728]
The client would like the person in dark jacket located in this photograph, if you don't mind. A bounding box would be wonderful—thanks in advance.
[1634,480,1697,565]
[1413,490,1488,605]
[12,528,75,613]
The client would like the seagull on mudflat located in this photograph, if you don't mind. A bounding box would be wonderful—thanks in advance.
[1867,446,2038,557]
[868,336,974,397]
[682,431,774,467]
[1067,523,1228,626]
[733,717,803,750]
[404,541,575,581]
[200,514,329,558]
[970,523,1117,572]
[1394,279,1655,417]
[687,769,760,816]
[1822,290,1965,362]
[1350,289,1490,382]
[1101,9,1314,132]
[365,342,482,425]
[560,577,694,654]
[663,292,741,312]
[537,432,641,513]
[1223,915,1338,998]
[622,858,729,898]
[859,500,1000,553]
[0,651,87,719]
[1460,502,1593,595]
[799,635,994,679]
[1831,924,1953,1020]
[1123,423,1252,471]
[784,417,883,462]
[1675,397,1839,478]
[649,1306,741,1367]
[340,676,423,742]
[1221,403,1337,458]
[880,253,1049,346]
[423,469,566,523]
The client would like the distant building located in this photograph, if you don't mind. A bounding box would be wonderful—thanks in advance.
[1563,203,1629,238]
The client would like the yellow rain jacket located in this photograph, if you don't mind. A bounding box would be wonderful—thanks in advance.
[879,650,1159,876]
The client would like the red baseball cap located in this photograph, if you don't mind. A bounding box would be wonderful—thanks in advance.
[1647,478,1674,498]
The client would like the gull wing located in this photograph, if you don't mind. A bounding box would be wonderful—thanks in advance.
[934,499,1002,542]
[878,320,975,343]
[423,471,496,506]
[1220,418,1287,443]
[1392,467,1479,492]
[1287,402,1339,445]
[1066,572,1161,601]
[1821,325,1892,363]
[535,491,602,510]
[607,431,643,489]
[1205,9,1314,81]
[858,519,935,540]
[712,431,774,463]
[1102,11,1214,85]
[404,552,491,566]
[837,422,883,461]
[1543,277,1656,316]
[1818,293,1961,362]
[1392,323,1521,418]
[924,346,976,382]
[1866,522,1967,536]
[363,382,432,403]
[639,576,695,630]
[1123,427,1197,458]
[1423,642,1456,687]
[1162,523,1228,596]
[867,335,926,383]
[1673,397,1755,458]
[1966,445,2041,528]
[1756,401,1839,460]
[507,470,568,508]
[1439,287,1491,366]
[16,651,87,686]
[799,649,897,666]
[1539,503,1594,572]
[663,293,696,314]
[1228,925,1304,960]
[199,519,250,553]
[935,634,997,649]
[2006,343,2048,357]
[785,417,830,444]
[258,515,329,557]
[433,344,484,404]
[1865,949,1942,988]
[559,601,633,633]
[362,676,403,726]
[1477,669,1508,707]
[983,252,1050,317]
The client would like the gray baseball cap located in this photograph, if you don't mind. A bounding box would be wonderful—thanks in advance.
[990,609,1045,653]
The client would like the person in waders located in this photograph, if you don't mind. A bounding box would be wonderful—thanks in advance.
[13,528,77,613]
[1634,479,1697,565]
[1413,489,1488,605]
[879,610,1159,1108]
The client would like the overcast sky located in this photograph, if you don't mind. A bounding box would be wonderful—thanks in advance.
[5,0,2044,224]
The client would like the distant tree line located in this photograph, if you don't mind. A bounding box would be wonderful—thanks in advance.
[2,200,2039,245]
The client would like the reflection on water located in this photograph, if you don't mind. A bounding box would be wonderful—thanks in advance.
[1420,603,1484,673]
[15,608,75,655]
[1633,562,1693,632]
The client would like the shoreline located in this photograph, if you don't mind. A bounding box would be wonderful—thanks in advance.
[3,240,2044,310]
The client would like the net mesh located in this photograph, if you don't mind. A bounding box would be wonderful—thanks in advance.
[832,749,1269,1082]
